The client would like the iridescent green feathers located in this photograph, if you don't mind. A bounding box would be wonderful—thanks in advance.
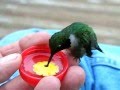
[49,32,70,55]
[49,22,103,59]
[62,22,95,46]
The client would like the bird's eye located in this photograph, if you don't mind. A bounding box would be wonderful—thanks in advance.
[58,45,61,47]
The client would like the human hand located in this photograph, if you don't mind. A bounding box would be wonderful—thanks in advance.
[0,32,85,90]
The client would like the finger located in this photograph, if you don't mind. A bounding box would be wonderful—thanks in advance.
[0,53,21,83]
[0,32,50,57]
[0,42,21,57]
[0,76,33,90]
[0,53,2,58]
[0,51,3,57]
[19,32,50,51]
[61,66,85,90]
[35,76,61,90]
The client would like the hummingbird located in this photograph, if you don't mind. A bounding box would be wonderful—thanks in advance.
[45,22,103,67]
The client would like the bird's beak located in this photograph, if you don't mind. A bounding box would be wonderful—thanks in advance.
[45,53,54,67]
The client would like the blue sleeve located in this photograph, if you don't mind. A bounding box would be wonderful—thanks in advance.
[80,49,120,90]
[0,28,120,90]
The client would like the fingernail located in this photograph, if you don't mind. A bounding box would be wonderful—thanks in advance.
[0,53,19,64]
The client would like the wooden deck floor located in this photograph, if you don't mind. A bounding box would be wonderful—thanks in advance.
[0,0,120,46]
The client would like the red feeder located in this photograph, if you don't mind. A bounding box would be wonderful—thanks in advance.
[19,44,69,87]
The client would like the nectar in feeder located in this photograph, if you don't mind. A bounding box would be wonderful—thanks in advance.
[33,61,59,76]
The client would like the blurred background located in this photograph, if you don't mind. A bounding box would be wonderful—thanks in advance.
[0,0,120,46]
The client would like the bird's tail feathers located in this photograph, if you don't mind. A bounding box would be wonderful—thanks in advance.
[95,44,103,53]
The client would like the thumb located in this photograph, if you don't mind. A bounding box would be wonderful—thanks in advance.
[0,53,22,83]
[35,76,61,90]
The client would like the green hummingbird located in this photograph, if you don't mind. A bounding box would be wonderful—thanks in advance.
[45,22,103,67]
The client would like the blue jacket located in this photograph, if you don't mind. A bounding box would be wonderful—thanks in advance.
[0,28,120,90]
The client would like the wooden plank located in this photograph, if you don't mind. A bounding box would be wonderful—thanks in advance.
[0,0,120,46]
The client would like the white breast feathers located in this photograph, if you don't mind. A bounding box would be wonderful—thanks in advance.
[69,34,78,48]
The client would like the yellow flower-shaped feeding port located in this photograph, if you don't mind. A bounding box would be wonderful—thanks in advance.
[33,61,59,76]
